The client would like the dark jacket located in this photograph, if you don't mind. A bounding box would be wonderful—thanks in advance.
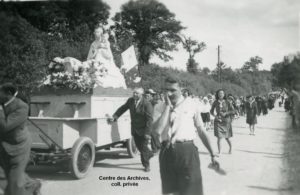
[113,97,153,136]
[0,98,30,156]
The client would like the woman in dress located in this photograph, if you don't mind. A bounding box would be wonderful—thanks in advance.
[240,96,246,116]
[245,95,258,135]
[210,89,235,154]
[261,96,268,115]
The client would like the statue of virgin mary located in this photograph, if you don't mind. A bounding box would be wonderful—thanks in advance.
[49,24,127,89]
[86,25,127,89]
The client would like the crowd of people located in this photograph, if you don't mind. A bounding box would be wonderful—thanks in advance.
[281,89,300,131]
[0,80,281,195]
[140,86,276,138]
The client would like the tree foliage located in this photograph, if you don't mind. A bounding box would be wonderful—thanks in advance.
[0,0,110,98]
[212,61,227,83]
[209,60,272,95]
[127,63,267,97]
[271,53,300,90]
[181,36,206,59]
[186,58,199,74]
[3,0,110,39]
[0,1,276,98]
[242,56,263,72]
[0,12,47,98]
[180,35,206,73]
[112,0,184,65]
[202,67,211,75]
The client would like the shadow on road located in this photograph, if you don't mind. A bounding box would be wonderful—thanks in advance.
[247,185,293,192]
[198,151,209,155]
[236,149,285,156]
[95,149,132,161]
[233,132,250,135]
[256,126,286,131]
[282,116,300,193]
[94,149,147,171]
[263,155,285,159]
[27,166,74,181]
[233,125,286,132]
[94,163,143,171]
[22,148,136,181]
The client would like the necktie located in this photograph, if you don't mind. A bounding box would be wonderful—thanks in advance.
[168,98,185,143]
[169,109,176,141]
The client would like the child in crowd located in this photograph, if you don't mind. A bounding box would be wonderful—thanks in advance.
[201,97,211,130]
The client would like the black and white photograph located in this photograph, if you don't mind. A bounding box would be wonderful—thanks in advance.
[0,0,300,195]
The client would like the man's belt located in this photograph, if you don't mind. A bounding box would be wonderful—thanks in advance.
[174,140,193,144]
[161,140,193,148]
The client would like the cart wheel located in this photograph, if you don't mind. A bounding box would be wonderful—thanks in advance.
[126,137,138,158]
[70,137,95,179]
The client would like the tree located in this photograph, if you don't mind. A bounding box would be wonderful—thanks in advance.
[270,61,285,88]
[202,67,211,75]
[8,0,110,40]
[112,0,184,66]
[219,67,240,84]
[130,63,248,96]
[180,35,206,73]
[242,56,263,72]
[212,61,226,82]
[240,56,263,94]
[186,58,199,74]
[271,54,300,90]
[1,0,111,62]
[0,1,111,99]
[0,13,47,100]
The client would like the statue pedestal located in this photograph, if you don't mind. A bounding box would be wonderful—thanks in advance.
[30,86,132,118]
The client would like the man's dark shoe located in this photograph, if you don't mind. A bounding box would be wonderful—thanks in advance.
[25,178,42,195]
[33,180,42,195]
[149,152,154,158]
[144,166,150,172]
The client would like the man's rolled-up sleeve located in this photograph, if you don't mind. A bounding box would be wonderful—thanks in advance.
[194,104,205,131]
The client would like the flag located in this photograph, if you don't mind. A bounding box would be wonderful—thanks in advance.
[121,45,138,73]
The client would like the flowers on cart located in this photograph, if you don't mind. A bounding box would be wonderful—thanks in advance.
[42,71,94,93]
[41,58,113,93]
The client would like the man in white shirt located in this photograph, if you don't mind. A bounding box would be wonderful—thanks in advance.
[155,76,217,195]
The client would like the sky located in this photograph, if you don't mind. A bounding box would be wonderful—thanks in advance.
[105,0,300,71]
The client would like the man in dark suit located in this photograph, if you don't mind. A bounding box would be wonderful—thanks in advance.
[109,87,154,172]
[0,83,41,195]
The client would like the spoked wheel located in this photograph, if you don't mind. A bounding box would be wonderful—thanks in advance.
[77,145,92,172]
[70,137,95,179]
[126,137,139,158]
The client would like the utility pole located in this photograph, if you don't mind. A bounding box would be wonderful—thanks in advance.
[217,45,221,83]
[298,13,300,50]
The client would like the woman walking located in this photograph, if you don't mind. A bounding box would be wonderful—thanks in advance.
[262,96,268,115]
[246,95,258,135]
[210,89,235,155]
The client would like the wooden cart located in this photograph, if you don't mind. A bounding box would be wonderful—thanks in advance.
[27,87,138,179]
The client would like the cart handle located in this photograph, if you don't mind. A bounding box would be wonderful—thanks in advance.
[28,118,65,152]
